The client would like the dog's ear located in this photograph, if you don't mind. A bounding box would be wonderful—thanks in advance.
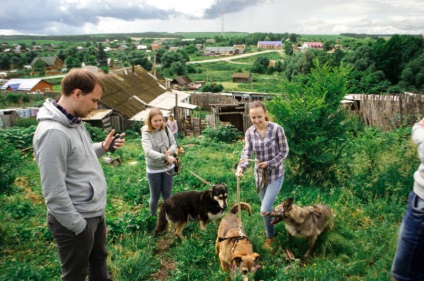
[284,198,294,208]
[232,256,242,266]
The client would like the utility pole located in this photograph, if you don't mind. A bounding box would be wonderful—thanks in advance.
[152,52,157,77]
[221,12,224,36]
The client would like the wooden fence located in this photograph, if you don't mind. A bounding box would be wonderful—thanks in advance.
[356,93,424,131]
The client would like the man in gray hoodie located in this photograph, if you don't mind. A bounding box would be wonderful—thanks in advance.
[33,68,125,281]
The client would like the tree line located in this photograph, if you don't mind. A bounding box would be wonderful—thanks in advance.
[0,33,422,93]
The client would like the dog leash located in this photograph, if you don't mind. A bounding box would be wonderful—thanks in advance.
[235,158,259,220]
[184,167,212,186]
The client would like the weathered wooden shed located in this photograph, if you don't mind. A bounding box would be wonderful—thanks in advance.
[82,109,113,131]
[210,103,251,133]
[232,73,253,83]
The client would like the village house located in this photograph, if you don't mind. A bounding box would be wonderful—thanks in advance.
[30,56,64,71]
[170,75,193,89]
[151,43,162,51]
[233,44,246,54]
[1,78,53,92]
[301,42,323,51]
[257,41,282,49]
[203,46,236,56]
[232,73,253,83]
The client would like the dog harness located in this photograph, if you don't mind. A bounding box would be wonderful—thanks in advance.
[218,226,249,243]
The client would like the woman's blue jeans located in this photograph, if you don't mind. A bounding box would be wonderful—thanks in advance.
[392,191,424,281]
[258,174,284,238]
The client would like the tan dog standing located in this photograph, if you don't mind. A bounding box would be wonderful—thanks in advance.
[216,202,260,280]
[267,197,334,258]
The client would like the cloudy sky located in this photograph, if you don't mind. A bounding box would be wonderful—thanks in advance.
[1,0,423,36]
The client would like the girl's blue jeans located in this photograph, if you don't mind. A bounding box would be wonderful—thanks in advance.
[392,191,424,281]
[258,174,284,238]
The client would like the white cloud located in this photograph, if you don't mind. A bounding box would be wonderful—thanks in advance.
[0,0,423,35]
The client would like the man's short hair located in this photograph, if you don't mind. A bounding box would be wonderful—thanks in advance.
[61,68,105,96]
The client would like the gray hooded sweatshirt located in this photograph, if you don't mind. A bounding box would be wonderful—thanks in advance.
[33,98,107,235]
[141,125,177,171]
[412,123,424,200]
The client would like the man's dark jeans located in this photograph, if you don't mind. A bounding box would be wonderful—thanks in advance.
[47,213,112,281]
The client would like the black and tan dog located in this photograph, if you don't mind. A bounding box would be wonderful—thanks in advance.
[153,183,228,239]
[216,202,260,280]
[267,198,334,258]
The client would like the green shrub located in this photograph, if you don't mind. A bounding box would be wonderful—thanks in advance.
[342,126,416,200]
[201,125,242,143]
[268,61,350,187]
[0,125,36,149]
[14,117,38,128]
[5,93,22,103]
[83,122,107,142]
[0,140,22,194]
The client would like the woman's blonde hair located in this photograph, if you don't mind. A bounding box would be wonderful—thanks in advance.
[146,108,166,131]
[168,114,175,121]
[249,100,269,121]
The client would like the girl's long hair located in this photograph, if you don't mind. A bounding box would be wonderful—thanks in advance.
[146,108,166,131]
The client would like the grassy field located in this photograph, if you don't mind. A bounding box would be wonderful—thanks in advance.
[0,123,415,280]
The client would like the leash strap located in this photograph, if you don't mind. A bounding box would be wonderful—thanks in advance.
[185,167,212,186]
[237,176,241,220]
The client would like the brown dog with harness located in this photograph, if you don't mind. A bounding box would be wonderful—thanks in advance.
[216,202,260,280]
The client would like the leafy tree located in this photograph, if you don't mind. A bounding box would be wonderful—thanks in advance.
[97,42,108,67]
[267,61,351,186]
[168,61,185,76]
[176,49,190,63]
[0,53,11,69]
[64,56,81,69]
[154,48,167,64]
[347,68,390,94]
[185,44,199,55]
[33,59,46,76]
[128,51,152,70]
[274,60,283,73]
[200,83,224,93]
[399,53,424,92]
[10,56,23,69]
[161,50,187,76]
[373,35,423,85]
[284,41,293,56]
[328,49,345,67]
[86,54,98,66]
[186,65,196,74]
[251,56,269,74]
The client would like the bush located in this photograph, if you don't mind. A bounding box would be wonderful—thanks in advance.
[0,140,22,194]
[0,125,36,150]
[201,125,242,143]
[5,93,22,104]
[14,117,38,128]
[83,122,107,142]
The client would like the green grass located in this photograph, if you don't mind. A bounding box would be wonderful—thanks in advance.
[0,126,411,280]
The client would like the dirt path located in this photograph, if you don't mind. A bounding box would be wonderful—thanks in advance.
[149,235,176,280]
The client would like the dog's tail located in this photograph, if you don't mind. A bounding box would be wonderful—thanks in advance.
[228,202,252,216]
[153,206,168,236]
